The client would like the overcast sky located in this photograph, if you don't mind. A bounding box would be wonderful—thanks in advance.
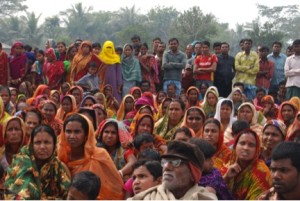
[25,0,299,29]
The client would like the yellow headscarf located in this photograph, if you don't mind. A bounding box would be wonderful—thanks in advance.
[98,41,120,64]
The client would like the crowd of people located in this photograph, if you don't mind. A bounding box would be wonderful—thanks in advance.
[0,34,299,200]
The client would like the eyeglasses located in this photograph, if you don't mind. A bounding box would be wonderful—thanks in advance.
[161,158,185,168]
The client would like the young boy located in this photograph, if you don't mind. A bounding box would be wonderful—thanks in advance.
[167,83,177,99]
[75,61,101,92]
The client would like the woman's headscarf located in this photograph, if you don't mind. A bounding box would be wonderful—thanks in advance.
[277,101,298,122]
[181,106,206,137]
[286,111,300,141]
[186,86,200,108]
[116,95,135,121]
[129,87,142,100]
[98,41,121,64]
[56,95,77,121]
[201,86,219,117]
[290,96,300,111]
[80,95,96,108]
[46,48,57,61]
[214,98,235,128]
[10,42,24,55]
[228,87,243,101]
[121,44,142,82]
[263,119,287,140]
[34,95,48,108]
[67,86,84,107]
[32,84,50,98]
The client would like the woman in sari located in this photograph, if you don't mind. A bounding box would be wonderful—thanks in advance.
[214,98,236,144]
[23,108,42,145]
[71,41,101,83]
[261,95,279,120]
[0,85,15,115]
[96,118,135,179]
[286,111,300,141]
[103,84,120,114]
[201,86,219,118]
[277,101,298,129]
[57,113,124,200]
[116,95,135,123]
[8,42,27,88]
[5,125,70,200]
[121,44,142,97]
[67,86,84,109]
[221,129,271,200]
[0,117,25,173]
[64,45,77,83]
[94,92,114,118]
[91,104,107,126]
[129,86,142,100]
[155,91,167,108]
[56,41,67,61]
[31,50,45,89]
[42,48,65,90]
[98,41,122,103]
[50,90,60,108]
[0,97,10,146]
[56,95,77,121]
[80,95,96,108]
[154,99,185,141]
[181,106,206,138]
[0,42,9,86]
[202,118,231,170]
[32,84,50,99]
[228,87,243,117]
[39,100,63,136]
[138,43,159,94]
[186,86,201,109]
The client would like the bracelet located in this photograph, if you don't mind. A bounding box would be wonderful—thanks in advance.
[118,170,123,178]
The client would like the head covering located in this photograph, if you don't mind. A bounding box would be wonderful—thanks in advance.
[201,86,219,117]
[135,92,156,113]
[98,41,121,64]
[130,113,154,138]
[286,111,300,141]
[45,48,57,61]
[129,86,142,99]
[228,87,243,101]
[214,98,235,128]
[56,95,77,121]
[121,44,142,83]
[277,101,298,122]
[80,95,96,108]
[116,95,135,121]
[67,86,84,107]
[290,96,300,111]
[263,119,286,139]
[32,84,50,98]
[10,41,24,55]
[186,86,200,108]
[34,95,48,108]
[238,102,258,125]
[181,106,206,137]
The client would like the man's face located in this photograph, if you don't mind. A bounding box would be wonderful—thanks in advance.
[194,44,202,55]
[243,41,252,51]
[272,44,281,54]
[221,44,229,54]
[153,40,161,51]
[270,158,300,196]
[185,45,193,58]
[293,44,300,55]
[162,158,194,194]
[213,46,221,55]
[132,39,140,46]
[141,83,150,92]
[201,45,210,55]
[169,40,178,52]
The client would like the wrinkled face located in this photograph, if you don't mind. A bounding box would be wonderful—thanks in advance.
[168,102,184,123]
[281,105,295,122]
[188,89,198,103]
[102,124,118,147]
[57,43,66,53]
[220,103,232,120]
[71,89,82,105]
[207,92,217,106]
[236,133,257,162]
[203,122,220,147]
[262,125,284,150]
[33,131,54,161]
[65,121,87,149]
[270,158,300,195]
[124,45,132,57]
[133,166,161,195]
[41,103,56,121]
[25,113,39,136]
[6,119,23,145]
[84,98,94,108]
[62,98,72,113]
[238,106,253,124]
[174,131,190,142]
[186,110,204,133]
[137,116,153,135]
[0,89,10,105]
[162,158,194,194]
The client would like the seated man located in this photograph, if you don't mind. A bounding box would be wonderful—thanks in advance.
[128,140,217,200]
[258,142,300,200]
[67,171,101,200]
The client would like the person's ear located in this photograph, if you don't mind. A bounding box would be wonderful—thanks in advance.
[155,176,162,184]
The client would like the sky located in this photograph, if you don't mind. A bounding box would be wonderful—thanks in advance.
[25,0,300,29]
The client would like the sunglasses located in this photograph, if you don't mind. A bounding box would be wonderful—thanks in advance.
[161,158,186,168]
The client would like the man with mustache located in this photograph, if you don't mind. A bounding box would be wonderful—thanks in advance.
[258,142,300,200]
[128,140,217,200]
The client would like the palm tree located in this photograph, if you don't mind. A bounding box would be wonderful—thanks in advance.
[22,11,43,47]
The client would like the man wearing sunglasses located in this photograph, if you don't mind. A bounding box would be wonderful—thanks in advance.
[129,140,217,200]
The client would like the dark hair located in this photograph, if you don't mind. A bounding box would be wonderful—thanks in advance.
[133,133,154,151]
[133,160,162,180]
[256,87,266,94]
[25,108,43,125]
[259,46,269,52]
[78,108,97,131]
[293,39,300,46]
[99,121,120,149]
[189,138,216,159]
[88,61,97,68]
[64,114,89,136]
[57,41,66,47]
[239,39,245,44]
[24,44,32,52]
[221,42,230,48]
[31,125,57,151]
[70,171,101,200]
[243,38,253,44]
[231,120,250,136]
[213,42,222,48]
[152,37,161,42]
[0,85,11,98]
[272,41,282,47]
[272,142,300,172]
[204,118,221,131]
[92,42,101,49]
[0,42,2,49]
[141,43,149,50]
[170,99,186,111]
[37,49,44,56]
[140,80,150,87]
[168,38,179,44]
[233,82,244,89]
[173,126,193,140]
[221,100,233,110]
[131,34,141,41]
[138,149,161,161]
[115,46,123,53]
[202,40,210,47]
[187,107,206,123]
[167,83,176,89]
[124,44,133,50]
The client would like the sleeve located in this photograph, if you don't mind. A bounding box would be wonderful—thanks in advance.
[116,63,123,86]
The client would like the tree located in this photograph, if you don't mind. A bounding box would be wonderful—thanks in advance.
[43,16,61,39]
[0,0,27,17]
[22,12,43,47]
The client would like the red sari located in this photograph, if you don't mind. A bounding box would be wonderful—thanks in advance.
[139,54,159,94]
[9,42,27,88]
[0,49,8,85]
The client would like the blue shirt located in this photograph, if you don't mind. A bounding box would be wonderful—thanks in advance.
[267,53,287,86]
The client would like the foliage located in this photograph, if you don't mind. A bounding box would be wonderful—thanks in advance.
[0,0,27,17]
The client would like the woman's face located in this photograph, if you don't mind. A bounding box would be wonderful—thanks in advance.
[186,110,204,132]
[137,117,153,134]
[82,44,90,55]
[25,113,39,136]
[61,83,70,95]
[10,90,17,104]
[207,92,217,106]
[69,47,77,59]
[57,43,66,54]
[95,108,106,124]
[36,53,45,62]
[140,46,148,55]
[125,97,134,112]
[238,106,253,124]
[232,91,242,102]
[174,131,190,142]
[236,133,257,162]
[124,46,132,57]
[158,93,166,104]
[50,93,60,103]
[62,98,72,113]
[0,89,10,105]
[203,122,220,147]
[41,103,56,121]
[84,98,94,108]
[168,102,184,123]
[65,121,87,149]
[71,89,82,105]
[220,103,232,120]
[6,119,23,145]
[95,94,105,105]
[102,124,118,147]
[104,87,112,97]
[188,89,198,102]
[262,125,284,150]
[43,88,50,98]
[281,105,295,122]
[132,90,141,100]
[203,158,214,173]
[33,131,54,161]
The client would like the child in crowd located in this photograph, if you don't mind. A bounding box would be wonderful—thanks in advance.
[75,61,101,92]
